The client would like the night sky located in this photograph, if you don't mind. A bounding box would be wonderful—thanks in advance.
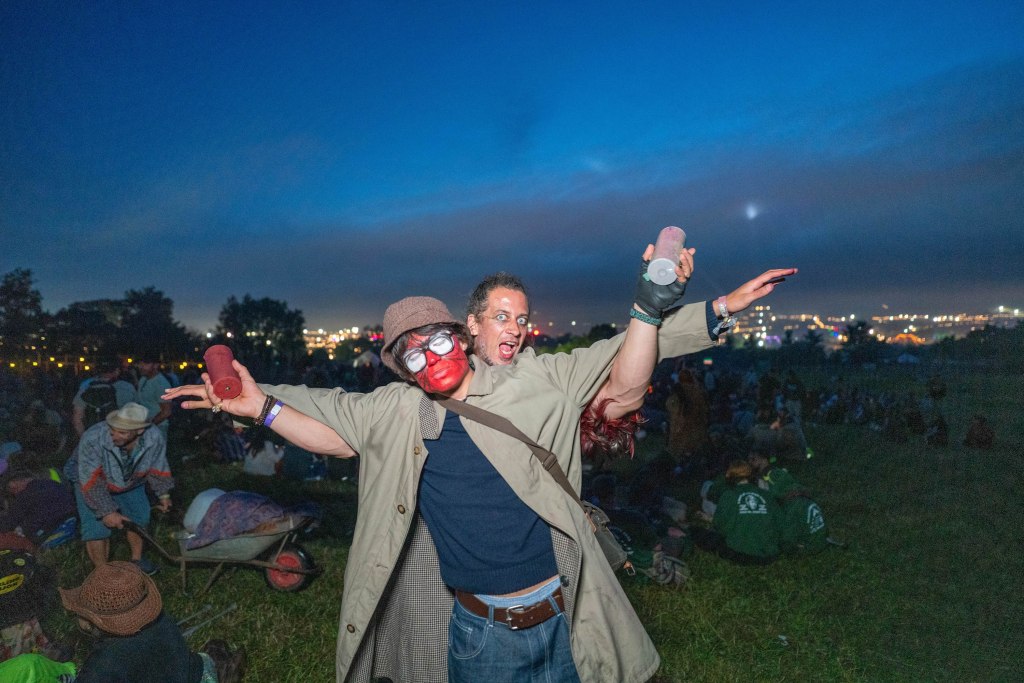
[2,2,1023,333]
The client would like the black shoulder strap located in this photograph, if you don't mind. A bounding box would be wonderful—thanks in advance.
[436,397,580,505]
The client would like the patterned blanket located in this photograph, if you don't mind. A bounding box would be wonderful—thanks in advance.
[185,491,320,550]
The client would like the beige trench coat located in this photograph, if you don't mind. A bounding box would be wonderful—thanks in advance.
[263,301,716,683]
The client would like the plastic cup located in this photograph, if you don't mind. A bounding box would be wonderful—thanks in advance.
[203,345,242,399]
[647,226,687,285]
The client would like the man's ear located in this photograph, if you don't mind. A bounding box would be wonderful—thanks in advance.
[466,315,480,336]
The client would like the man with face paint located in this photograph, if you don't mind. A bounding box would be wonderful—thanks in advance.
[165,246,796,683]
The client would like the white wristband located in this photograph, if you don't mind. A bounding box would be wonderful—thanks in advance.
[715,296,729,319]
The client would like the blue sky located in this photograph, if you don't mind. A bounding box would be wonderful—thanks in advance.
[2,1,1022,332]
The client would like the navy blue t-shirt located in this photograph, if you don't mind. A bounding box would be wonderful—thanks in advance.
[418,412,558,594]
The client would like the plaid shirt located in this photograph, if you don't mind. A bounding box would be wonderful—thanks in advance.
[265,300,714,683]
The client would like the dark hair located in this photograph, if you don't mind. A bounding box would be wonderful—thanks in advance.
[138,351,161,364]
[391,322,472,380]
[466,273,529,319]
[94,358,120,374]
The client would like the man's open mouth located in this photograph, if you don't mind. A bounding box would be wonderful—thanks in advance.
[498,341,517,360]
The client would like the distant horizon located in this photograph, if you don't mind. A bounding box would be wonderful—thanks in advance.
[18,279,1021,336]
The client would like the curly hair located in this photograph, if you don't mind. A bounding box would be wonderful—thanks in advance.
[580,398,645,459]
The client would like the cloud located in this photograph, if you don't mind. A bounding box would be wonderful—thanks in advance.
[5,60,1023,330]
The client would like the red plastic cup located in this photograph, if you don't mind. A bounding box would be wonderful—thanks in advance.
[203,345,242,399]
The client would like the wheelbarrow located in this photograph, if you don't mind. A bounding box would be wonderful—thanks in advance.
[126,516,321,594]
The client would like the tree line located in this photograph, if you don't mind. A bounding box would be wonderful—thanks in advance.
[0,269,307,377]
[2,268,1018,379]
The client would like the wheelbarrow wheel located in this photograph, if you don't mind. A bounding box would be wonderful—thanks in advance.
[264,543,314,592]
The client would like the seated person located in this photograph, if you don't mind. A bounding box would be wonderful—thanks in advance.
[778,490,829,554]
[243,440,283,477]
[926,414,949,447]
[692,460,782,565]
[773,408,809,461]
[0,545,69,664]
[59,561,245,682]
[748,452,829,554]
[0,653,76,680]
[698,474,727,520]
[747,451,800,499]
[963,414,994,449]
[0,467,76,547]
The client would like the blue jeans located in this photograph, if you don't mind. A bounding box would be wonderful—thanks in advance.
[448,578,581,683]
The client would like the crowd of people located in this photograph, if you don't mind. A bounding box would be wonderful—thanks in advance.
[0,358,247,682]
[0,237,994,682]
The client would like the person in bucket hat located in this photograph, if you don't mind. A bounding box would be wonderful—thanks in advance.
[166,239,796,683]
[63,403,174,573]
[61,561,244,682]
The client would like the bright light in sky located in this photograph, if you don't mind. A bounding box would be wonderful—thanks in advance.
[745,204,760,220]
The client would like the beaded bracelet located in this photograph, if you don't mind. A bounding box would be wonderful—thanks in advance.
[263,400,285,428]
[255,394,276,426]
[629,308,662,326]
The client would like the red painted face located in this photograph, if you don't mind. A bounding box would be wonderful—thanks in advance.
[407,333,471,395]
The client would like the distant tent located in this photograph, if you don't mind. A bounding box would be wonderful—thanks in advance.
[891,332,926,345]
[353,351,381,368]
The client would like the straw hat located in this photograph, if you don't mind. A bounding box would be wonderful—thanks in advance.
[380,296,459,375]
[105,402,151,431]
[60,561,162,636]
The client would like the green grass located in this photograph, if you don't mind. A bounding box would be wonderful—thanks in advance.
[37,367,1024,682]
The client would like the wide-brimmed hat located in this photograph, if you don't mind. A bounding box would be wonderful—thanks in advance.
[380,296,459,375]
[59,561,162,636]
[105,403,151,431]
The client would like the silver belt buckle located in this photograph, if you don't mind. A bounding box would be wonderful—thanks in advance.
[504,604,526,630]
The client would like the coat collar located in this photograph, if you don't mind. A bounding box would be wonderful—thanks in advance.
[464,355,496,397]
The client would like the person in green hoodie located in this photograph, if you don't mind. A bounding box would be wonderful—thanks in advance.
[748,452,829,554]
[692,460,781,565]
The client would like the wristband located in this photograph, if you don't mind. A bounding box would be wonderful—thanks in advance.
[263,400,285,428]
[629,308,662,326]
[255,394,276,426]
[715,296,729,319]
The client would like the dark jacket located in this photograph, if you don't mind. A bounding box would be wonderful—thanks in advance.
[76,612,203,683]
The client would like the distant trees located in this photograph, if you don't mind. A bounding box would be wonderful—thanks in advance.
[932,322,1024,372]
[0,269,45,356]
[214,295,306,378]
[46,300,121,358]
[118,287,194,359]
[0,268,318,374]
[842,320,885,365]
[0,269,198,369]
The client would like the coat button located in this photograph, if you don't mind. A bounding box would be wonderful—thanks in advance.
[346,624,355,633]
[413,446,421,455]
[397,504,406,514]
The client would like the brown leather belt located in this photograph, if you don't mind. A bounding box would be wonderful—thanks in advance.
[454,587,564,630]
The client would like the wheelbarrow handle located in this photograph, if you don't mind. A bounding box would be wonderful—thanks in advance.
[123,520,181,563]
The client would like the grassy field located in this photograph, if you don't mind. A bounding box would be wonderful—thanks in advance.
[38,367,1023,682]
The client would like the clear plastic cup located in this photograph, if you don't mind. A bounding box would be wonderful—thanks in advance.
[647,226,687,285]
